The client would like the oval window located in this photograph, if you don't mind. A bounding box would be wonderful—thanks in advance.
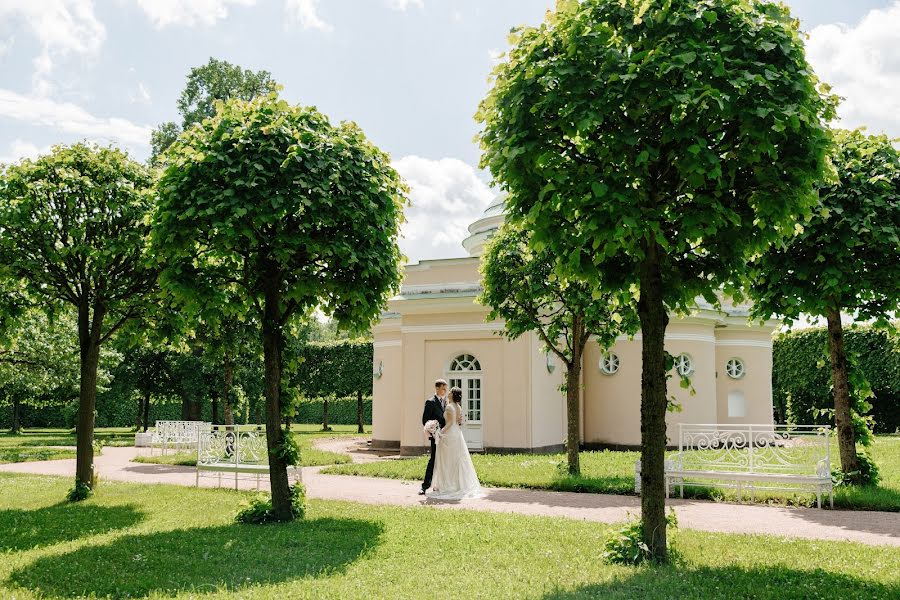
[599,352,620,375]
[674,353,694,377]
[725,357,746,379]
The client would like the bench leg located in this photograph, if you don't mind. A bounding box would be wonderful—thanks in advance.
[235,470,239,491]
[195,469,199,488]
[830,489,834,509]
[680,481,684,500]
[816,491,821,509]
[665,477,669,500]
[736,481,742,504]
[256,472,260,491]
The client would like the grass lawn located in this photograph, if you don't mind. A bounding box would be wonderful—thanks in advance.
[0,427,136,449]
[0,473,897,599]
[324,435,900,512]
[0,447,76,464]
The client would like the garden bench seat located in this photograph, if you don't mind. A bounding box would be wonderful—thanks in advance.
[663,424,834,509]
[196,424,300,490]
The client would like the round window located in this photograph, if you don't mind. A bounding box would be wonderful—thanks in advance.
[725,357,745,379]
[599,352,620,375]
[674,353,694,377]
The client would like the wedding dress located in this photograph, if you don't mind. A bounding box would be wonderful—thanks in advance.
[428,402,484,500]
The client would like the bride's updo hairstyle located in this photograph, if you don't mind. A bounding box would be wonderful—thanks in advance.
[449,387,463,404]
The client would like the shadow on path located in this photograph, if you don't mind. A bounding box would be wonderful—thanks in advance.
[543,565,899,600]
[0,503,144,552]
[9,516,382,598]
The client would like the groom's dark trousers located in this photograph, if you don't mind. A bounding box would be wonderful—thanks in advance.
[421,394,446,492]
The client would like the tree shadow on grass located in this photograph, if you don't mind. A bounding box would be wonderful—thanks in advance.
[9,517,383,598]
[0,503,144,552]
[543,565,899,600]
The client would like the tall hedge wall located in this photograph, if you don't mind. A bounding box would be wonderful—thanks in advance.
[294,339,373,397]
[772,325,900,433]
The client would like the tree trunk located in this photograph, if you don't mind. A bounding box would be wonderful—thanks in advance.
[11,397,21,434]
[181,397,190,420]
[211,395,220,425]
[637,242,669,562]
[564,316,584,476]
[323,397,330,431]
[223,352,235,425]
[262,275,293,521]
[142,392,151,432]
[826,309,860,478]
[75,300,104,492]
[357,390,364,434]
[135,393,147,430]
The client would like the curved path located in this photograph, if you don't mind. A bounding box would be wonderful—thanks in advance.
[2,444,898,547]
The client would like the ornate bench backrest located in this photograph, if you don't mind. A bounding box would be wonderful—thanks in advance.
[152,420,211,446]
[677,424,831,477]
[197,425,267,466]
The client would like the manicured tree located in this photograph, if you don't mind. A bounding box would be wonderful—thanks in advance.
[150,57,279,164]
[294,340,374,433]
[476,0,835,560]
[0,144,156,496]
[480,223,636,475]
[750,129,900,483]
[153,94,405,521]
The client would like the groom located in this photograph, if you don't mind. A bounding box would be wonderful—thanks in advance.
[419,378,448,495]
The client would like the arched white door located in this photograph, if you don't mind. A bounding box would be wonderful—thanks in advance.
[448,354,483,451]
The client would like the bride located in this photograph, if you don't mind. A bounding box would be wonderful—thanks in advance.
[428,387,484,500]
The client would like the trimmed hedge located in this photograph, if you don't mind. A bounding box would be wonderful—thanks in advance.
[773,325,900,433]
[295,397,372,425]
[295,340,373,397]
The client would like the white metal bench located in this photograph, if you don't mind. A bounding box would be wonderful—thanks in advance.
[196,424,300,490]
[664,424,833,508]
[150,420,211,455]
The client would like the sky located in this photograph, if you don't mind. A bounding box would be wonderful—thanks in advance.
[1,0,899,265]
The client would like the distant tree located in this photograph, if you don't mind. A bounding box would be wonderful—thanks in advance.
[750,129,900,483]
[477,0,835,560]
[153,94,406,520]
[0,144,156,497]
[149,58,279,164]
[294,340,374,433]
[481,223,637,475]
[0,310,80,433]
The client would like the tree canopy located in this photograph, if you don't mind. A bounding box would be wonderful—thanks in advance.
[153,92,406,520]
[477,0,835,561]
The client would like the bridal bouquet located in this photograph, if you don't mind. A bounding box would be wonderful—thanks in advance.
[423,420,442,444]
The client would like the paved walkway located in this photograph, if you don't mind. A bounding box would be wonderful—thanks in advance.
[2,444,898,547]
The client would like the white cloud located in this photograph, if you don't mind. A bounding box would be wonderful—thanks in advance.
[134,0,255,28]
[386,0,423,11]
[284,0,333,32]
[129,81,152,104]
[0,0,105,96]
[0,36,13,58]
[0,88,152,149]
[0,139,51,165]
[392,156,496,263]
[806,2,900,137]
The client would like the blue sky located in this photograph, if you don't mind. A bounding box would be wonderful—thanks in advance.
[1,0,898,262]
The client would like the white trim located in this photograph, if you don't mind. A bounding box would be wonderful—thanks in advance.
[401,323,503,334]
[610,333,716,343]
[374,340,402,348]
[715,339,772,349]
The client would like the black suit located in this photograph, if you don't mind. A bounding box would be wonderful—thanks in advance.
[421,394,447,492]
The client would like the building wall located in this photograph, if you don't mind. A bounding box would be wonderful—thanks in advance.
[714,323,776,426]
[529,332,566,451]
[371,317,402,448]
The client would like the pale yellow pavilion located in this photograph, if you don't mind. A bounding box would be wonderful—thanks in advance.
[372,198,778,454]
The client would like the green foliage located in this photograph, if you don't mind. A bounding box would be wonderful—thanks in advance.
[773,326,900,433]
[750,129,900,325]
[150,57,279,163]
[293,340,373,398]
[272,430,301,466]
[235,484,306,524]
[480,223,638,361]
[476,0,835,312]
[604,511,678,566]
[153,92,405,342]
[65,480,92,503]
[833,450,880,488]
[294,396,371,425]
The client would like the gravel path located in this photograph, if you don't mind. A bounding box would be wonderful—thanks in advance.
[2,445,898,547]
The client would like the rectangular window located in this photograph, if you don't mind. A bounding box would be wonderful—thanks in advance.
[728,390,746,418]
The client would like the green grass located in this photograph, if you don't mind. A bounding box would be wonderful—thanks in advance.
[324,436,900,512]
[0,447,76,464]
[0,427,136,449]
[0,472,897,599]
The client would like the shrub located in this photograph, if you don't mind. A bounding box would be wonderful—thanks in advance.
[603,511,678,566]
[66,480,93,502]
[235,484,306,524]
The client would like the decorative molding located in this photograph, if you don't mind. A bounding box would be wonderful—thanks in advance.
[399,282,483,296]
[374,340,402,348]
[609,333,717,343]
[715,339,772,349]
[400,322,504,334]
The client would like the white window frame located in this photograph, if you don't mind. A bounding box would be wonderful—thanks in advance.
[725,357,746,380]
[674,353,694,377]
[599,352,620,375]
[448,354,483,424]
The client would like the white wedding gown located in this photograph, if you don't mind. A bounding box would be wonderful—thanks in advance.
[428,402,484,500]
